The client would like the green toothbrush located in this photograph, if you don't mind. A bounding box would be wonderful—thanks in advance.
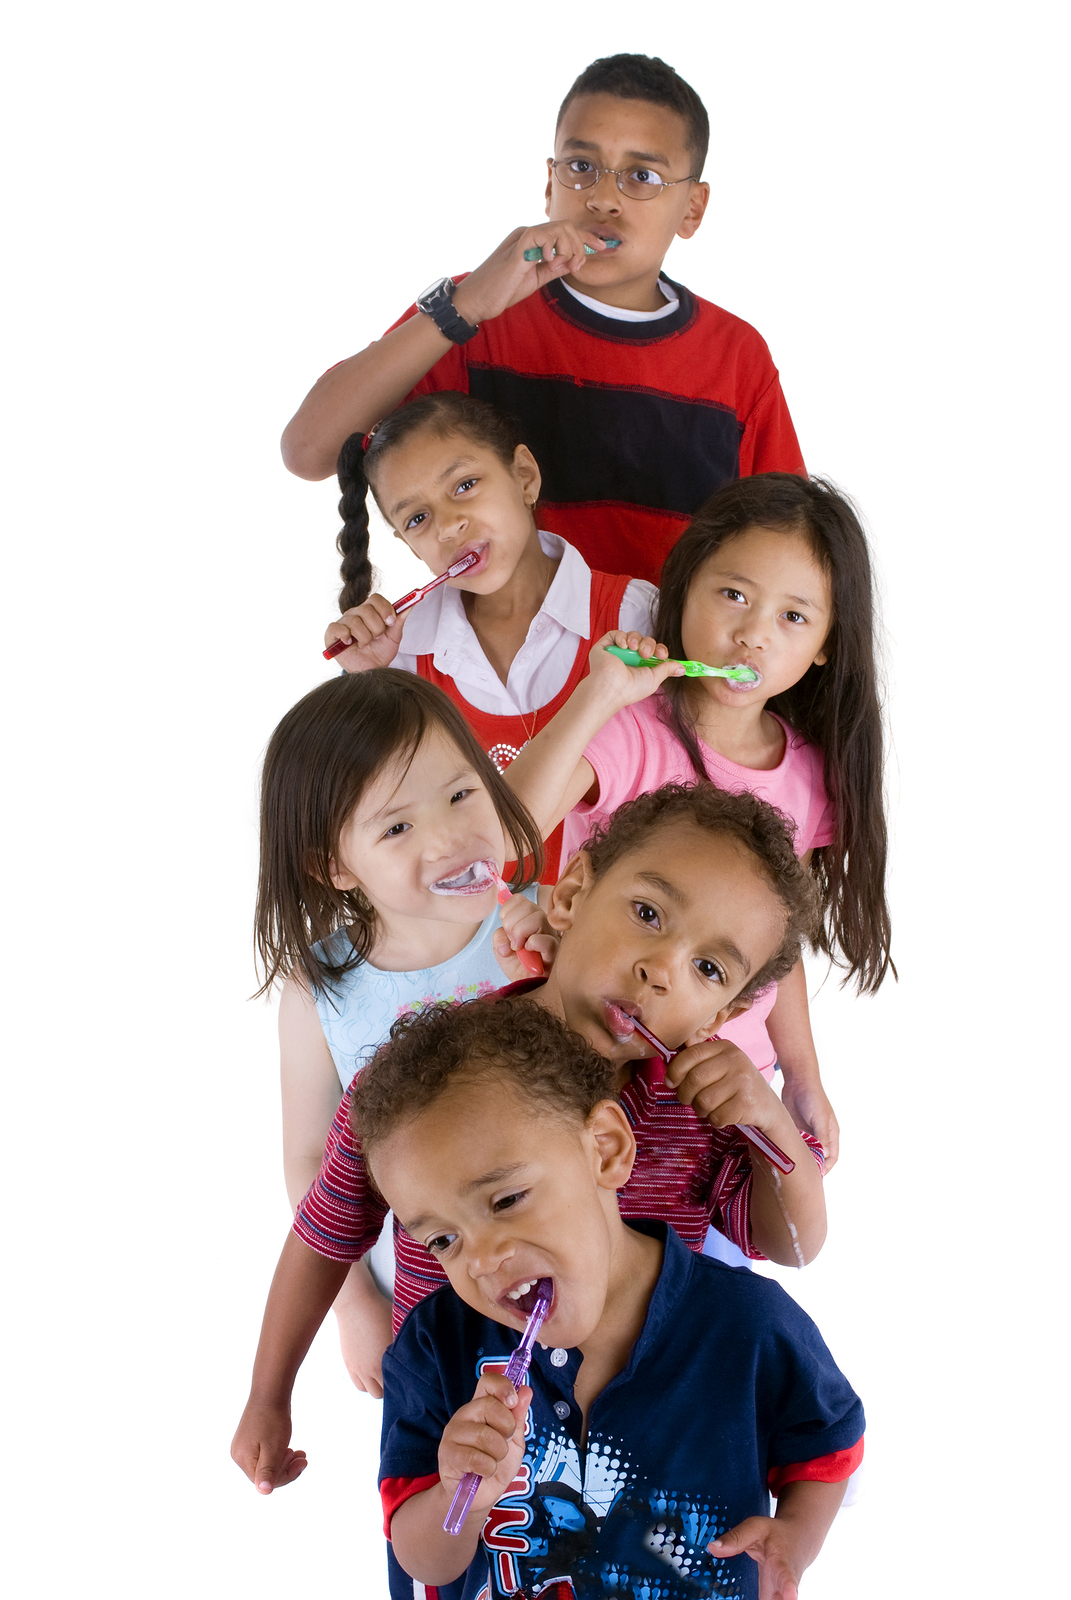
[606,645,759,683]
[524,240,621,261]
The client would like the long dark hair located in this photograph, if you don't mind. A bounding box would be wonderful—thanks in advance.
[655,473,893,993]
[254,669,544,997]
[336,392,525,613]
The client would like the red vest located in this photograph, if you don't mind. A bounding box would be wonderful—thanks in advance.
[415,569,632,881]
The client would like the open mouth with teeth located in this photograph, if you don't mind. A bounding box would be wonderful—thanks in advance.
[429,859,497,897]
[499,1275,553,1320]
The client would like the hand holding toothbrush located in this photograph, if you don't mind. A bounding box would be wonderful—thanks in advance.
[450,223,618,326]
[492,884,557,982]
[324,550,485,667]
[489,870,545,979]
[323,593,407,670]
[434,1368,533,1534]
[443,1278,551,1535]
[657,1036,828,1266]
[659,1036,801,1173]
[582,630,687,715]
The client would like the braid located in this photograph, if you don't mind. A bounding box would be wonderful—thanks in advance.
[336,432,374,612]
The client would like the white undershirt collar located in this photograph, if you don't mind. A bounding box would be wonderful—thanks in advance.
[559,276,680,323]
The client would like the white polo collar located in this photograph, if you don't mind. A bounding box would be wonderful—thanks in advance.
[397,531,591,656]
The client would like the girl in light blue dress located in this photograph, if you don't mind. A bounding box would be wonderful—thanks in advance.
[255,668,547,1398]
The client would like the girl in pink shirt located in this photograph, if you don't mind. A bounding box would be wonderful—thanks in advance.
[505,472,893,1172]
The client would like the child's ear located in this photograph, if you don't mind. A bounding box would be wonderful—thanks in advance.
[322,856,360,892]
[588,1101,636,1190]
[513,444,542,507]
[677,181,710,240]
[546,850,594,932]
[813,647,829,667]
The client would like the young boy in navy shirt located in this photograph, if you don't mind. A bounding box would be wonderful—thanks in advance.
[282,54,804,586]
[354,998,863,1600]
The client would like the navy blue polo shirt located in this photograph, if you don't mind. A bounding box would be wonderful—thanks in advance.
[380,1222,863,1599]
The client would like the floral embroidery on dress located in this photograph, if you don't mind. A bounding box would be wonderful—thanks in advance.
[395,978,498,1020]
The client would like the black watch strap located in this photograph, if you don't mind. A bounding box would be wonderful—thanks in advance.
[416,277,479,345]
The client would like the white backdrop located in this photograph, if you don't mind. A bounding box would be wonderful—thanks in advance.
[3,3,1067,1595]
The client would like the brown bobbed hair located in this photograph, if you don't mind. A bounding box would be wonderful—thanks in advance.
[350,997,618,1161]
[581,782,820,1006]
[254,669,544,997]
[654,473,894,994]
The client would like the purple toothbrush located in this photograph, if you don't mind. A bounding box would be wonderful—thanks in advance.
[443,1277,553,1536]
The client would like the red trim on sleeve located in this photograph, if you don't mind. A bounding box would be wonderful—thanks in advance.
[381,1472,441,1538]
[767,1436,863,1496]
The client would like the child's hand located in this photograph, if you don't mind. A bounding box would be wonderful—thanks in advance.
[231,1399,308,1495]
[452,225,615,326]
[780,1075,840,1170]
[334,1284,393,1399]
[664,1038,793,1134]
[584,629,684,712]
[708,1517,805,1600]
[670,1041,827,1264]
[492,892,559,980]
[438,1372,532,1514]
[324,594,405,672]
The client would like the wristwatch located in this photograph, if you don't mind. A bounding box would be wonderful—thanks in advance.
[416,277,479,345]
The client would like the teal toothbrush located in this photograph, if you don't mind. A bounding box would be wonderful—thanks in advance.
[524,240,621,261]
[606,645,759,683]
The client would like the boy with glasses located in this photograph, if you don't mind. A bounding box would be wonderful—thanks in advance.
[282,54,805,586]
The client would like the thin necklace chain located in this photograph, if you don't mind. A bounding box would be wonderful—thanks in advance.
[472,543,556,747]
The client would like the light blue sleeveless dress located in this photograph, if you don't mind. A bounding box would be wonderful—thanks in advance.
[311,896,537,1295]
[311,898,535,1090]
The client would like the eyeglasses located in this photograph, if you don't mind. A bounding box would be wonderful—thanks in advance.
[549,157,698,201]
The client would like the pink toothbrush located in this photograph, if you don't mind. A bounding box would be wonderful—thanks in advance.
[443,1277,553,1535]
[629,1018,796,1174]
[490,869,544,978]
[323,548,483,660]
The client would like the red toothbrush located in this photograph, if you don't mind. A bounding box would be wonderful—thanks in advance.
[490,869,544,978]
[629,1018,796,1174]
[323,548,483,660]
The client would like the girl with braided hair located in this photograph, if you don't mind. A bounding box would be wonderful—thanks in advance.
[324,391,665,880]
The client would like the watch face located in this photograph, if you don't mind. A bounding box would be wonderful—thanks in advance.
[417,277,453,308]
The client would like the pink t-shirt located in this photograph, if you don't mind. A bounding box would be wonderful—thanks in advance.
[561,693,835,1077]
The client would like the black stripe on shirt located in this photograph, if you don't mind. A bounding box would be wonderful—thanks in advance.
[467,364,743,515]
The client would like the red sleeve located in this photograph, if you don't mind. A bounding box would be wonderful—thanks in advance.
[708,1127,824,1262]
[292,1083,388,1261]
[381,272,473,402]
[767,1437,863,1495]
[738,369,806,479]
[381,1472,441,1537]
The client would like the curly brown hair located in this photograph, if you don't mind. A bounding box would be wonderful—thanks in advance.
[350,997,618,1157]
[582,782,820,1004]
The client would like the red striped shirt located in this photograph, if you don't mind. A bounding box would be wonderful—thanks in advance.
[293,1047,823,1336]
